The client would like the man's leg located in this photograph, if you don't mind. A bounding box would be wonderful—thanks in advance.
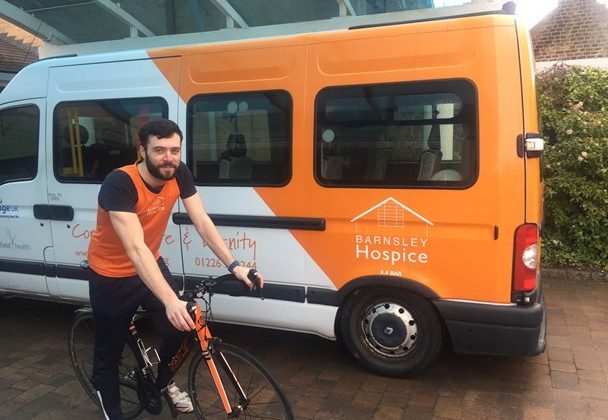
[90,271,145,420]
[140,258,192,391]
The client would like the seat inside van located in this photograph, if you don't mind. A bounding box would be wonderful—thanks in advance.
[219,133,252,180]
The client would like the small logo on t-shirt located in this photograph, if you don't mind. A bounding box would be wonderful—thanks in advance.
[146,196,167,217]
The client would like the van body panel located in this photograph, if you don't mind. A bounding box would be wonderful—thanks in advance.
[0,64,48,105]
[44,57,183,300]
[0,99,51,295]
[253,18,526,304]
[208,295,338,339]
[174,44,335,290]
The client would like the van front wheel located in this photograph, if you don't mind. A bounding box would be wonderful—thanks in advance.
[340,288,442,377]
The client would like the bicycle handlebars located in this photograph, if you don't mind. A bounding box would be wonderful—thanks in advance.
[184,268,263,307]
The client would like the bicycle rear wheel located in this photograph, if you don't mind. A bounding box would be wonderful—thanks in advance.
[188,342,293,419]
[68,312,144,420]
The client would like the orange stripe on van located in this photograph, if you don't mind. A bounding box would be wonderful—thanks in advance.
[146,15,534,303]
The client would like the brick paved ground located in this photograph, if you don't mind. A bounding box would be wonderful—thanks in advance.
[1,273,608,420]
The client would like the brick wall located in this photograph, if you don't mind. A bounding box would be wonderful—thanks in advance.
[531,0,608,62]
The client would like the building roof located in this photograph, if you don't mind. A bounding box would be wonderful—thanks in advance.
[531,0,608,62]
[0,17,40,73]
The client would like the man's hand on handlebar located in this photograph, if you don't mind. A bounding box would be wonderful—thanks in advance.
[165,298,196,331]
[233,265,264,291]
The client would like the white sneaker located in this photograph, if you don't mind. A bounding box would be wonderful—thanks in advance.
[165,382,194,413]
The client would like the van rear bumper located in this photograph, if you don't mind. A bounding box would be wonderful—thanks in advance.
[433,296,546,356]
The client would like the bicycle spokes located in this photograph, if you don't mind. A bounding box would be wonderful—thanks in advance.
[189,342,292,419]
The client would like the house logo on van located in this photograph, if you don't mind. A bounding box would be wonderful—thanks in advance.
[350,197,432,267]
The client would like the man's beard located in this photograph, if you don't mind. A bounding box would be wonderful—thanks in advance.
[145,155,177,181]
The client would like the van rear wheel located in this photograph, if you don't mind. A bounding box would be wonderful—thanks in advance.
[340,287,442,377]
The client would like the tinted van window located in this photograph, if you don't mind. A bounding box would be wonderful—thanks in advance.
[315,80,477,188]
[54,98,167,182]
[0,106,39,184]
[187,91,292,186]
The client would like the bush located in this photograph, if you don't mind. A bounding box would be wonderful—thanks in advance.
[538,64,608,270]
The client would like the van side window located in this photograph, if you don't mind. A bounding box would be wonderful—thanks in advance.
[315,80,477,188]
[53,98,168,183]
[0,106,39,185]
[187,91,292,186]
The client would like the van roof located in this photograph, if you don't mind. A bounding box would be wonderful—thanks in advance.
[39,1,513,59]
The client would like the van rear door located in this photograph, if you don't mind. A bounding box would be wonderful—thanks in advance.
[516,21,543,226]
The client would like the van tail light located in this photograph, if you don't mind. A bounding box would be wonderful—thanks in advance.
[513,223,538,292]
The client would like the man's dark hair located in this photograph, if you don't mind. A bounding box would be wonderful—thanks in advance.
[138,118,183,149]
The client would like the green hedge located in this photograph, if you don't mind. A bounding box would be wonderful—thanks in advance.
[538,64,608,270]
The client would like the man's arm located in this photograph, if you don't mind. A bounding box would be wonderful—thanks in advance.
[181,194,264,289]
[108,211,195,331]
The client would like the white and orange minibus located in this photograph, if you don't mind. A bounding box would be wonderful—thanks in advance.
[0,4,545,375]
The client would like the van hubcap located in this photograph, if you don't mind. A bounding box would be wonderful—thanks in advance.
[361,302,418,358]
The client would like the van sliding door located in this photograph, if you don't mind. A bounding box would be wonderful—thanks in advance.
[45,57,182,301]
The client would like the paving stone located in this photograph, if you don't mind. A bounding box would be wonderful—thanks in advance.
[496,392,523,408]
[547,347,574,363]
[494,404,523,420]
[434,396,463,419]
[318,368,343,382]
[549,360,577,373]
[462,403,501,420]
[591,331,608,345]
[401,405,434,420]
[408,390,437,408]
[312,411,341,420]
[579,379,608,400]
[319,394,354,417]
[523,406,555,419]
[553,400,591,420]
[332,375,364,397]
[550,371,580,391]
[525,373,553,392]
[379,391,409,409]
[373,405,403,419]
[587,399,608,418]
[12,384,54,404]
[0,387,22,404]
[360,375,389,393]
[293,394,323,419]
[353,389,382,408]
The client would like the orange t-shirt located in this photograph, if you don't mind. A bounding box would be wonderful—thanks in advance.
[88,163,180,277]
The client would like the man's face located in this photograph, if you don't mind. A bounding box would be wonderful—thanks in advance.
[141,133,181,181]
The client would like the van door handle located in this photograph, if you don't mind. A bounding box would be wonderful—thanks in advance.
[517,132,544,158]
[34,204,74,221]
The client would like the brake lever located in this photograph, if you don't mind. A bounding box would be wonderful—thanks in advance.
[247,269,264,300]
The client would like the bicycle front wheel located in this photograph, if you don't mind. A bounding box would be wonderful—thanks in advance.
[68,312,144,420]
[188,342,293,419]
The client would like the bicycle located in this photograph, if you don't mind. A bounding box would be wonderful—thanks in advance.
[68,269,294,419]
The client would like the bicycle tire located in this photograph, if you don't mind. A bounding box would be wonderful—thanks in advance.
[188,342,293,420]
[68,312,144,420]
